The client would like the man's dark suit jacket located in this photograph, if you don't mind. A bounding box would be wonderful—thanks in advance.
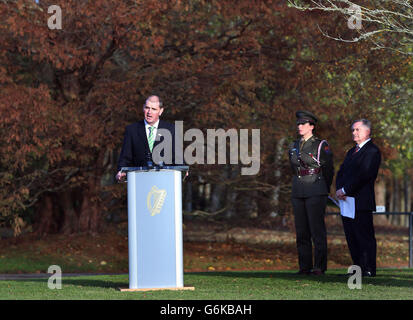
[117,120,176,171]
[336,140,381,212]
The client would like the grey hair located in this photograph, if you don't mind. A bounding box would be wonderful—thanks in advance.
[352,119,372,134]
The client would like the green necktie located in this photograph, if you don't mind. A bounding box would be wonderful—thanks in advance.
[148,126,155,152]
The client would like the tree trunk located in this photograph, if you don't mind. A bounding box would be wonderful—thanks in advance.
[78,178,101,233]
[270,137,286,217]
[239,190,258,219]
[225,165,238,218]
[35,194,58,235]
[406,173,412,213]
[76,150,106,233]
[183,181,193,213]
[209,170,228,213]
[390,176,401,226]
[374,177,389,225]
[60,190,78,234]
[402,172,411,227]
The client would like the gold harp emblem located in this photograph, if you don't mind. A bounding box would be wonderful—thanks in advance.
[147,186,167,216]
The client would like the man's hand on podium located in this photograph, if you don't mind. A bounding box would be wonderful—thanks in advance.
[116,171,126,182]
[117,168,189,182]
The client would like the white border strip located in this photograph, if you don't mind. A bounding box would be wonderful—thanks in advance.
[174,170,184,287]
[127,171,138,289]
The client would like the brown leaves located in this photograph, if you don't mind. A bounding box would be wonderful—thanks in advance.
[0,0,410,233]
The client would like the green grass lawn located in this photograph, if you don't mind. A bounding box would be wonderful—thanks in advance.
[1,269,413,300]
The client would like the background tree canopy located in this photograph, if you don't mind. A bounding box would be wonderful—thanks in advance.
[0,0,411,235]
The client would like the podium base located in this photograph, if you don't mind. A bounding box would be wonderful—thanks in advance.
[118,286,195,292]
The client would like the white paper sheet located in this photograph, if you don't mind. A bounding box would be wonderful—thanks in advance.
[339,197,355,219]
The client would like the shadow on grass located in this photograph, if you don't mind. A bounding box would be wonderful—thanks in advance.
[188,270,413,288]
[5,269,413,290]
[6,275,127,290]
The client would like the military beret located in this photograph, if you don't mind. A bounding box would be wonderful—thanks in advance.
[296,110,318,125]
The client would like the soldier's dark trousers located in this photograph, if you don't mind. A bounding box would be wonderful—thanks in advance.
[292,195,327,272]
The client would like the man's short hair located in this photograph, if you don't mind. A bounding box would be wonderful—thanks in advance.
[352,119,372,133]
[144,95,163,108]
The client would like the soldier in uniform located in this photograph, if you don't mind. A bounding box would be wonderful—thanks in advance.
[289,111,334,275]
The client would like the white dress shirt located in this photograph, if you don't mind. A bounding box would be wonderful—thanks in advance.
[357,138,371,149]
[144,119,159,141]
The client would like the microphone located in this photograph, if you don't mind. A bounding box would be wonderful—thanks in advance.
[146,151,153,168]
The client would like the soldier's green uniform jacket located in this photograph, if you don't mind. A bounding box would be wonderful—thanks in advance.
[289,136,334,198]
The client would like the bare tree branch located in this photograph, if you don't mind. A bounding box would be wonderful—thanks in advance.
[288,0,413,55]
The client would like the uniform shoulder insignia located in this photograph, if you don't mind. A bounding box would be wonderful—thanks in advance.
[314,137,323,145]
[316,139,331,154]
[321,141,331,154]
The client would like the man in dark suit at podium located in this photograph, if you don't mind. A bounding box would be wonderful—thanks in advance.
[116,95,176,181]
[336,119,381,277]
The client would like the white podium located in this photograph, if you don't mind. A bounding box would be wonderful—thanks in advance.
[119,166,193,292]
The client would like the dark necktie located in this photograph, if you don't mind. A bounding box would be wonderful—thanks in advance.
[300,139,306,151]
[352,146,360,155]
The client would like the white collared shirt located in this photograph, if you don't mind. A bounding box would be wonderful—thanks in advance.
[144,119,159,141]
[357,138,371,150]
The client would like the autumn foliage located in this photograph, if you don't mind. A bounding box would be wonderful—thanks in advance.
[0,0,410,235]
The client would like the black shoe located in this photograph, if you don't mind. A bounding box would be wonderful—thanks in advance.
[311,270,325,276]
[362,271,375,277]
[296,270,311,275]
